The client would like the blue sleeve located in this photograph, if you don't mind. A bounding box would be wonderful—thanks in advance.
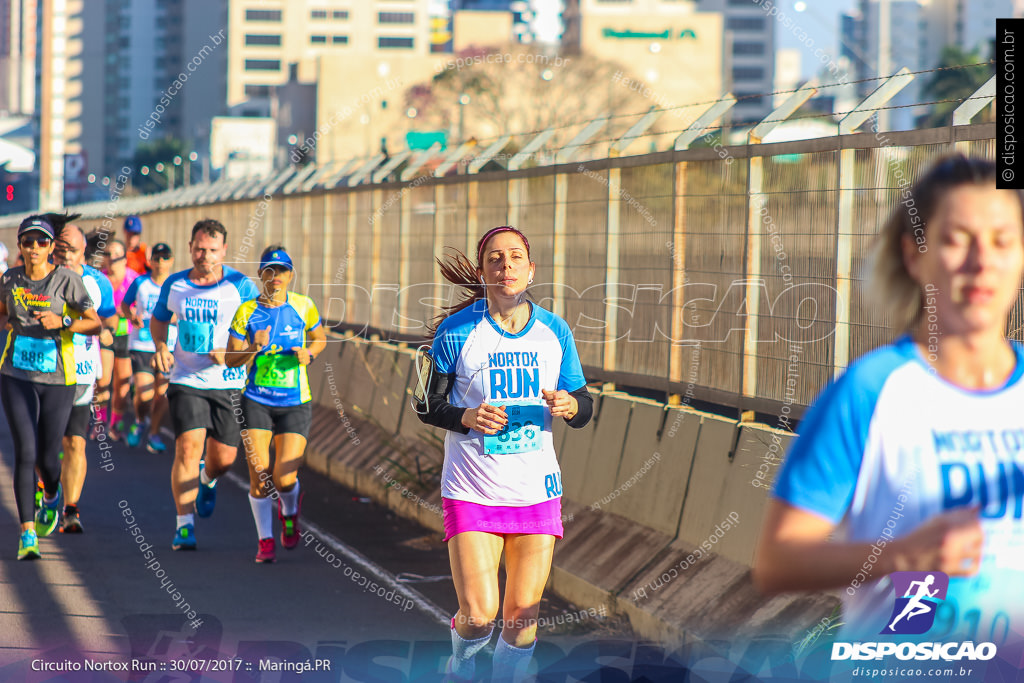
[152,275,175,322]
[431,319,467,374]
[555,326,586,392]
[772,351,904,524]
[95,274,116,319]
[122,276,141,308]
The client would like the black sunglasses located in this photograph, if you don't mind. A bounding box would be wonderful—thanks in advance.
[20,237,52,248]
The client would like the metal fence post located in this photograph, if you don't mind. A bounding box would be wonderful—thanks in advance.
[671,96,737,384]
[743,81,818,400]
[835,68,915,377]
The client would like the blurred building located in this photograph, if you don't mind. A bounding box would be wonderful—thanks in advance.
[36,0,101,208]
[774,48,802,110]
[562,0,724,128]
[210,116,275,178]
[226,0,437,108]
[35,0,228,205]
[0,0,35,116]
[844,0,1018,131]
[452,0,564,44]
[225,0,454,163]
[693,0,775,124]
[453,10,515,50]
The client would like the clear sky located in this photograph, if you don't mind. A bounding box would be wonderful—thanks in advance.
[776,0,858,79]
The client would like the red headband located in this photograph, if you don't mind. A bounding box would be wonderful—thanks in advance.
[476,226,530,265]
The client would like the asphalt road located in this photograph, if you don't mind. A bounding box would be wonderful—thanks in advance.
[0,419,659,683]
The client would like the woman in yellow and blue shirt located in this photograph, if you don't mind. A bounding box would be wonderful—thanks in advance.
[226,245,326,563]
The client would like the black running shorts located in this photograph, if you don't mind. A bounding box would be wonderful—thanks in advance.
[101,333,130,359]
[130,350,159,376]
[64,404,92,439]
[167,384,243,447]
[242,396,312,437]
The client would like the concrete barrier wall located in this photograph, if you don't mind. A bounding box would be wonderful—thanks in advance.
[301,333,836,643]
[606,400,693,538]
[573,391,631,508]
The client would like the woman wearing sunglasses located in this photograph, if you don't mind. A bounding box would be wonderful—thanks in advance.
[0,214,101,559]
[226,245,326,563]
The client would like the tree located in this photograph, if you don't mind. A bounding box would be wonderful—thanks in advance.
[921,46,992,128]
[405,44,659,162]
[132,137,188,193]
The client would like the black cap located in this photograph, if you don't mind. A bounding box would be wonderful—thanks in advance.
[18,216,56,240]
[151,243,172,258]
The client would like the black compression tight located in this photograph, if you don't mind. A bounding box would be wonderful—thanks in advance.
[1,376,75,523]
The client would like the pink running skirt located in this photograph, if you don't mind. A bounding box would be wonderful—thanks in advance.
[442,498,563,542]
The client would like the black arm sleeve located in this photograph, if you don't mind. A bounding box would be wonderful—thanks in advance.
[416,371,471,434]
[564,386,593,429]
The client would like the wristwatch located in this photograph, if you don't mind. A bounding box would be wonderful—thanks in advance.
[62,315,73,329]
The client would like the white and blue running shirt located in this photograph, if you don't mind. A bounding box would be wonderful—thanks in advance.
[151,266,258,390]
[774,335,1024,641]
[123,274,178,352]
[73,264,115,405]
[431,300,587,506]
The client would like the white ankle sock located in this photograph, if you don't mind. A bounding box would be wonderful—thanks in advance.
[176,513,194,528]
[491,636,535,683]
[280,481,300,516]
[449,619,492,679]
[249,494,274,540]
[199,466,215,486]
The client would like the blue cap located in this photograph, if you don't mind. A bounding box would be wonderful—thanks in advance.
[124,215,142,234]
[259,249,293,271]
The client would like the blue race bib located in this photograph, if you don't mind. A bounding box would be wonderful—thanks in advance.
[483,402,545,455]
[178,320,213,354]
[137,320,152,343]
[13,335,57,373]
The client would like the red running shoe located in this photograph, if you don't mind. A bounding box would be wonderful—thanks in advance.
[278,492,303,550]
[255,538,276,563]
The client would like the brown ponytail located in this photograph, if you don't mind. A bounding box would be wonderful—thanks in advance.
[428,247,486,338]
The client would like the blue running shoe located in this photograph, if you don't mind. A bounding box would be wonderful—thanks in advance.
[195,461,217,518]
[172,524,197,550]
[18,529,40,560]
[125,423,142,448]
[34,485,61,537]
[146,434,167,453]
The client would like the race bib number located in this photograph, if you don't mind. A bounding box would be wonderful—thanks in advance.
[254,353,299,389]
[13,335,57,373]
[137,320,152,343]
[178,320,213,354]
[483,402,544,455]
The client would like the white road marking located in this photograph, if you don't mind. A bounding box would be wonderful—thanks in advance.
[223,471,450,627]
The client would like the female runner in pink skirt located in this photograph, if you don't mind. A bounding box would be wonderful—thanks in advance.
[416,226,593,682]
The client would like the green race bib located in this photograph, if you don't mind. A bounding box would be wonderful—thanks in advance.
[254,353,299,389]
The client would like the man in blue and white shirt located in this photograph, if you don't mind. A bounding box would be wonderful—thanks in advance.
[56,224,117,533]
[151,220,258,550]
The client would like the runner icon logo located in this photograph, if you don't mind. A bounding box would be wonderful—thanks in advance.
[882,571,949,635]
